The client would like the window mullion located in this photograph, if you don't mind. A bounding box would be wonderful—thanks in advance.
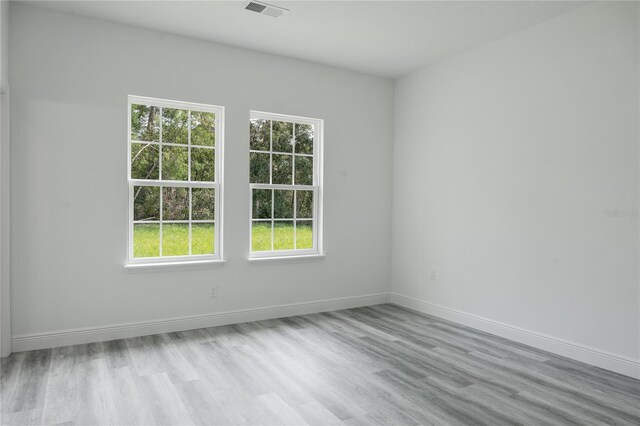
[159,106,163,181]
[292,122,296,186]
[250,188,254,253]
[188,110,192,181]
[131,179,215,188]
[313,187,318,251]
[188,187,192,256]
[159,184,163,257]
[250,183,315,191]
[270,121,273,252]
[188,111,192,256]
[129,184,134,258]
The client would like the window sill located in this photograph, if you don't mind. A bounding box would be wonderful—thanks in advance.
[124,259,226,273]
[248,253,325,264]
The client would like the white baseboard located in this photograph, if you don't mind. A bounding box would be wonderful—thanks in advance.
[11,292,390,353]
[390,293,640,380]
[11,291,639,380]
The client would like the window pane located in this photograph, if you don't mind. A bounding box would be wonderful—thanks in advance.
[192,188,215,221]
[131,104,159,142]
[295,123,313,155]
[162,224,189,256]
[191,147,215,181]
[294,155,313,185]
[162,108,189,144]
[296,220,313,249]
[274,221,294,250]
[296,190,313,219]
[131,143,159,180]
[163,187,189,221]
[274,190,293,218]
[272,121,293,152]
[191,111,215,146]
[133,186,160,221]
[162,145,188,180]
[250,152,270,183]
[250,119,270,151]
[272,154,292,185]
[192,223,214,255]
[252,189,272,219]
[133,224,160,257]
[252,221,272,252]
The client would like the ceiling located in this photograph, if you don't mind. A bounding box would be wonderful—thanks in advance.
[26,0,587,78]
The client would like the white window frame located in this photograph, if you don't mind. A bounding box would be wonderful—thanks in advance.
[127,95,224,266]
[249,110,324,259]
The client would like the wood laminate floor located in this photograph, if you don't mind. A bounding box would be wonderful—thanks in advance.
[1,304,639,425]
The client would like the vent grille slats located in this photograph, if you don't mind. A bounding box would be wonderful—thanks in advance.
[244,1,287,18]
[245,2,267,13]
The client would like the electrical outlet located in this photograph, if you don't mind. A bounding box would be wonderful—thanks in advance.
[209,286,218,298]
[430,270,437,280]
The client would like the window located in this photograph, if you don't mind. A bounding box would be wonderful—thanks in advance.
[249,111,323,258]
[128,96,223,264]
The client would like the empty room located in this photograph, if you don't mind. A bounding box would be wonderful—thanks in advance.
[0,0,638,424]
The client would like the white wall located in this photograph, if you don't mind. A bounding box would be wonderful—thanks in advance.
[392,1,639,372]
[0,0,6,90]
[9,4,393,339]
[0,0,10,357]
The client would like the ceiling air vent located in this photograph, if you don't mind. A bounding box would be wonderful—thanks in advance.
[244,1,288,18]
